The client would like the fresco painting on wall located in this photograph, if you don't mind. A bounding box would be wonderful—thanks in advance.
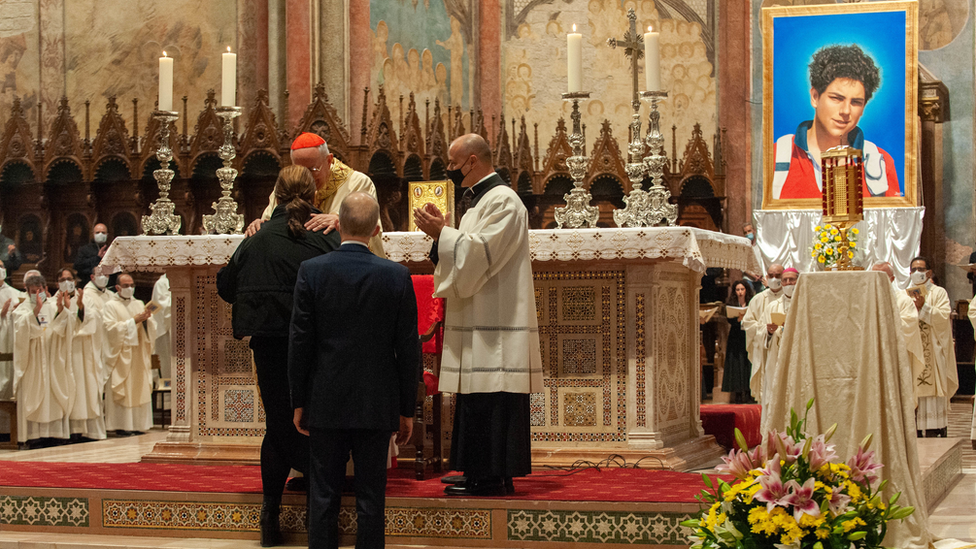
[17,213,42,264]
[501,0,716,177]
[63,212,89,264]
[370,0,469,131]
[0,0,39,131]
[761,1,919,210]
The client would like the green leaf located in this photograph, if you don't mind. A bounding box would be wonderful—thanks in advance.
[813,542,824,549]
[703,474,714,490]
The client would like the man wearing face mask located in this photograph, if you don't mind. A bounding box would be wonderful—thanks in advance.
[52,269,107,441]
[245,133,385,258]
[73,223,110,284]
[12,273,71,446]
[742,264,784,395]
[754,268,798,425]
[0,259,25,438]
[102,273,156,436]
[84,266,115,303]
[907,257,957,437]
[413,134,543,497]
[870,262,923,408]
[741,224,765,294]
[0,226,22,282]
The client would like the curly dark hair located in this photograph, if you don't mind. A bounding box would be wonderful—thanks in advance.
[808,44,880,102]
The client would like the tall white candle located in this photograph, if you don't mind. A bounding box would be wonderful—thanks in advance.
[567,24,582,93]
[158,52,173,112]
[221,47,237,107]
[644,26,660,91]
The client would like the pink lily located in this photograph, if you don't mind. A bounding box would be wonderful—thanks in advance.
[754,454,790,511]
[807,435,837,471]
[827,489,851,516]
[783,478,820,522]
[847,446,883,486]
[716,448,755,480]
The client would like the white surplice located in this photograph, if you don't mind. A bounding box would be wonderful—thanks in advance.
[911,281,958,431]
[102,294,156,432]
[741,288,783,401]
[0,283,25,433]
[12,297,71,442]
[434,184,544,395]
[758,293,791,436]
[152,274,172,380]
[83,281,115,387]
[891,283,923,408]
[52,290,107,439]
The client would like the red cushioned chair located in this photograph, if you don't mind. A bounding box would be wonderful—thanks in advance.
[411,275,444,479]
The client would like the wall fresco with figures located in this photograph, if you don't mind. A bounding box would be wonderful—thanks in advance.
[501,0,716,182]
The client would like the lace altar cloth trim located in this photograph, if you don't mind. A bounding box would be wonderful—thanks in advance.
[101,228,756,274]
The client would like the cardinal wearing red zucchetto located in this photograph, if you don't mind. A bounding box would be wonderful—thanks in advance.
[246,132,385,257]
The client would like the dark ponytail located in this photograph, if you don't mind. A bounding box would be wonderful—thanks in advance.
[274,165,317,238]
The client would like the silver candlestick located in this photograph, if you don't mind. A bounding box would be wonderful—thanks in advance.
[613,110,651,227]
[553,92,599,229]
[202,106,245,234]
[141,110,182,235]
[640,90,676,226]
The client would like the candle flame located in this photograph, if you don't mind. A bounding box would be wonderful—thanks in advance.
[648,26,653,32]
[162,51,167,57]
[227,46,232,53]
[572,23,576,32]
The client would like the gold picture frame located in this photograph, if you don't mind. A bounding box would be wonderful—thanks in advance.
[407,180,454,232]
[761,1,918,210]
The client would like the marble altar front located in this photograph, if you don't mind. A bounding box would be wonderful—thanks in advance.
[101,227,757,470]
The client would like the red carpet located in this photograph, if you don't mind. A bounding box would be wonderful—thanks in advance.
[1,462,724,503]
[700,404,762,449]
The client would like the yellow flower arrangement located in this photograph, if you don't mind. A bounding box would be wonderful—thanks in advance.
[682,399,914,549]
[811,223,860,269]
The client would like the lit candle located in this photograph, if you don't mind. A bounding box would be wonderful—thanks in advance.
[644,26,660,91]
[221,47,237,107]
[158,52,173,112]
[567,24,582,93]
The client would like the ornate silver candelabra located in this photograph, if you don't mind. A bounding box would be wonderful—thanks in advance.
[141,111,182,235]
[202,106,245,234]
[613,110,651,227]
[640,91,676,226]
[553,92,599,229]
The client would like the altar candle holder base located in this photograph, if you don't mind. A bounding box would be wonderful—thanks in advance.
[142,110,183,236]
[554,92,599,229]
[614,108,651,228]
[640,91,677,227]
[202,106,245,235]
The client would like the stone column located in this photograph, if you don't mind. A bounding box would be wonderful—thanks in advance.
[286,0,312,129]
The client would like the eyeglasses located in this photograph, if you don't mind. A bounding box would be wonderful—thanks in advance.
[910,267,927,273]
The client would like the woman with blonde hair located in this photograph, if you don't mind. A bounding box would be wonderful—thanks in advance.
[217,164,340,546]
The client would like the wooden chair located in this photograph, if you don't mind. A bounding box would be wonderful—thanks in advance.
[0,352,17,449]
[410,275,445,480]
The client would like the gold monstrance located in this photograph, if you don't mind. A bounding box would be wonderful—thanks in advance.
[821,146,863,270]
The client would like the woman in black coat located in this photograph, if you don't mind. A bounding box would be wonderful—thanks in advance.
[721,279,755,404]
[216,165,340,546]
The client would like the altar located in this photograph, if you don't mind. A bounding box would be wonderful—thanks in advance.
[101,227,758,470]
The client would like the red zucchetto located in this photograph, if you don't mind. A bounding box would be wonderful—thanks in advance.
[291,132,326,150]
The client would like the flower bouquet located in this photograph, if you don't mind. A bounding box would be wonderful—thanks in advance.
[810,224,859,268]
[682,399,914,549]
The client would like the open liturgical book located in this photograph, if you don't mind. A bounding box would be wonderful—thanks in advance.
[905,285,927,300]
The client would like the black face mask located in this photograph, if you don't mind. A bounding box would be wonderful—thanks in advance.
[446,158,470,187]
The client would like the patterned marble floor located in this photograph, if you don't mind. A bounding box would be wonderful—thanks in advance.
[1,402,974,547]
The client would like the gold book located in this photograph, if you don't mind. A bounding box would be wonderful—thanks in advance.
[769,311,786,326]
[906,286,927,300]
[408,180,454,232]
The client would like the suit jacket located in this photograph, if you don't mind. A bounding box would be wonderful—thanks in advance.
[289,243,420,431]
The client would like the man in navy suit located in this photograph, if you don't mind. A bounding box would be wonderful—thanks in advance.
[289,192,420,549]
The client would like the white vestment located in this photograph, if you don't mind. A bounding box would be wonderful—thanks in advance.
[969,300,976,442]
[102,295,156,432]
[260,165,386,258]
[911,281,957,430]
[891,284,923,408]
[434,184,544,394]
[152,274,172,380]
[759,293,792,436]
[83,281,114,387]
[52,291,107,439]
[12,297,71,442]
[741,288,783,401]
[0,283,25,433]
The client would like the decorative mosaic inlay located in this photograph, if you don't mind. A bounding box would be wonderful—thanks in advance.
[561,286,596,321]
[223,389,255,422]
[0,496,89,527]
[222,338,253,374]
[102,500,305,532]
[636,293,647,427]
[174,295,187,422]
[507,509,695,545]
[529,392,546,426]
[564,392,597,426]
[562,337,597,375]
[343,506,492,539]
